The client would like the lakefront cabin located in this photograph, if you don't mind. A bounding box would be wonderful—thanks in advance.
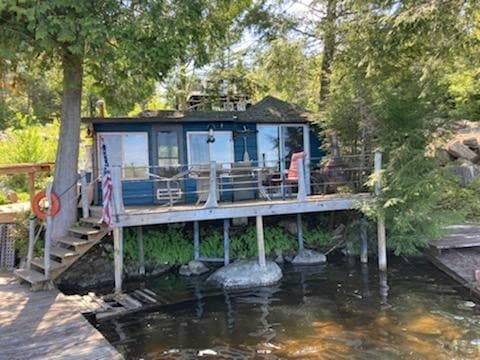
[84,96,326,207]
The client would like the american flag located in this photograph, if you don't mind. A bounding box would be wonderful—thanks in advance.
[101,142,113,228]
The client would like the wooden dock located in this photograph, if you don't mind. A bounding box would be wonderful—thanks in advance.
[427,224,480,298]
[0,273,123,360]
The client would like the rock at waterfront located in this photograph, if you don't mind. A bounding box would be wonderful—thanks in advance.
[179,260,209,276]
[273,249,284,264]
[207,260,282,289]
[291,249,327,265]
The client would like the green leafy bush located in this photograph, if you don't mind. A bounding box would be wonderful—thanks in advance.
[303,225,334,249]
[0,119,58,192]
[123,227,192,265]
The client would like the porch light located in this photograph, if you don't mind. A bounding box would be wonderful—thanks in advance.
[207,124,215,143]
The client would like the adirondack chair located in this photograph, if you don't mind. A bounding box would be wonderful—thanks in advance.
[270,151,306,197]
[150,170,188,207]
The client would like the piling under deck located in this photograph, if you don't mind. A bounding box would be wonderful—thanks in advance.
[0,273,123,360]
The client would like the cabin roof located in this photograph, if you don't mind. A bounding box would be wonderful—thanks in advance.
[83,96,311,125]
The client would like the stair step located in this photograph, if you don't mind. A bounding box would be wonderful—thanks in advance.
[14,268,47,284]
[31,257,65,271]
[81,217,103,225]
[57,236,91,247]
[50,246,78,258]
[70,226,102,236]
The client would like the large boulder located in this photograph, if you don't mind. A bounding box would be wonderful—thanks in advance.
[447,140,479,163]
[291,249,327,265]
[207,260,282,289]
[179,260,209,276]
[453,161,480,186]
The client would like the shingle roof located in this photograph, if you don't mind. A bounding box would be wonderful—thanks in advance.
[83,96,311,124]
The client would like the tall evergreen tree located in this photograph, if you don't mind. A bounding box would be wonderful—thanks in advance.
[0,0,256,238]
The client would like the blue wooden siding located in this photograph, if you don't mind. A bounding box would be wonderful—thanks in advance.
[309,127,325,165]
[93,121,324,206]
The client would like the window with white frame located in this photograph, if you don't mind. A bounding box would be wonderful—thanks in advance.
[98,132,149,179]
[186,131,234,168]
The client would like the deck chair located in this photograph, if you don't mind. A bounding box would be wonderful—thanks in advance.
[150,170,188,207]
[271,151,305,197]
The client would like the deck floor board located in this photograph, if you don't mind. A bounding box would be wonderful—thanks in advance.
[429,224,480,249]
[0,273,122,360]
[427,224,480,298]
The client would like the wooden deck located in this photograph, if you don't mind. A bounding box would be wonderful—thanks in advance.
[0,202,29,224]
[0,273,123,360]
[429,224,480,250]
[427,224,480,298]
[92,193,372,227]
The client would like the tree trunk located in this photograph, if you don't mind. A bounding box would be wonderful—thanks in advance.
[51,51,83,240]
[318,0,337,112]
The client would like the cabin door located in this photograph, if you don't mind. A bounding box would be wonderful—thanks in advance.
[153,125,184,205]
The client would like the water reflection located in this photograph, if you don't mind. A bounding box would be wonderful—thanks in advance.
[98,258,480,359]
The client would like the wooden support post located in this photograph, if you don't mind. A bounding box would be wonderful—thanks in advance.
[137,226,145,276]
[203,161,218,208]
[44,182,53,278]
[193,221,200,260]
[360,216,368,264]
[223,219,230,266]
[113,226,124,294]
[27,172,35,210]
[296,213,304,251]
[297,157,307,202]
[26,216,35,270]
[256,215,266,268]
[80,170,89,219]
[374,151,387,272]
[111,166,124,224]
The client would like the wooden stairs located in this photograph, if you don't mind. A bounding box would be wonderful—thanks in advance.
[14,217,110,290]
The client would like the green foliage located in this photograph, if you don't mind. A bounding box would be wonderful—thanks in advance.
[200,227,224,258]
[0,192,8,205]
[303,225,333,249]
[124,227,193,265]
[122,222,317,265]
[0,120,57,192]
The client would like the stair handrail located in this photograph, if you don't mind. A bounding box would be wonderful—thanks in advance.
[80,170,89,219]
[25,216,44,270]
[44,182,53,279]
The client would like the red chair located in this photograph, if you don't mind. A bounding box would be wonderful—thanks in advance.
[270,151,305,197]
[286,151,306,182]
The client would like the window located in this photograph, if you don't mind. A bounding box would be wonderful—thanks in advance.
[187,131,234,168]
[98,133,149,179]
[258,125,306,169]
[158,131,179,167]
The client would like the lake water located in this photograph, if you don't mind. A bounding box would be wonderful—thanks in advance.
[97,257,480,359]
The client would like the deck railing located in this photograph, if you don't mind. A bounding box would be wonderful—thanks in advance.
[86,152,377,221]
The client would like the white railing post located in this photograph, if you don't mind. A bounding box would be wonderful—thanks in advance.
[44,182,53,278]
[374,151,387,272]
[26,216,36,270]
[80,170,89,219]
[297,157,307,202]
[111,166,124,224]
[203,161,218,209]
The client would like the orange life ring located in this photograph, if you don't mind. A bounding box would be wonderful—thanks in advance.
[32,190,61,221]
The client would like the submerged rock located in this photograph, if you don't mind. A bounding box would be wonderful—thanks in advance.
[179,260,209,276]
[208,260,282,289]
[291,249,327,265]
